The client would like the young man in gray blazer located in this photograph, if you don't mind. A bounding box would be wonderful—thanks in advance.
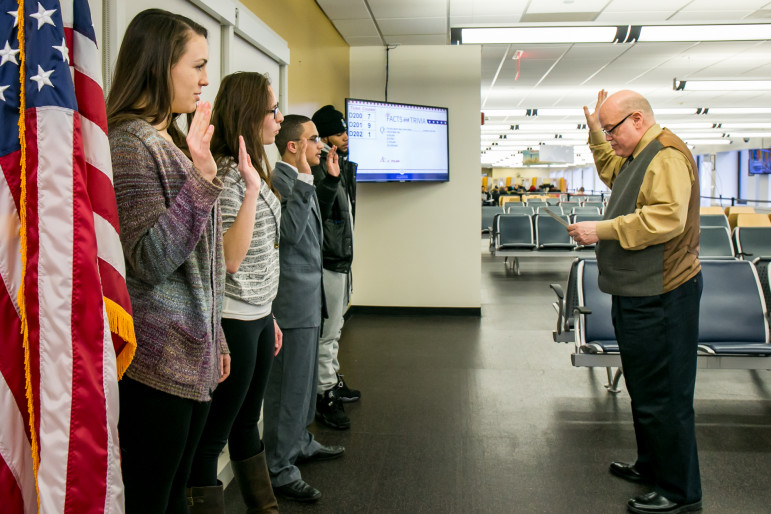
[262,115,342,502]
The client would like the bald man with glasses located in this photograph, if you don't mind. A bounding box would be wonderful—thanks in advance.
[568,90,702,514]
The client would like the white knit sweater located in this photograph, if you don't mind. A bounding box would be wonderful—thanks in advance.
[219,160,281,308]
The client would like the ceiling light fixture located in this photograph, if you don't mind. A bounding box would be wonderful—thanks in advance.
[683,139,733,145]
[674,79,771,91]
[707,108,771,115]
[483,109,528,117]
[453,24,771,45]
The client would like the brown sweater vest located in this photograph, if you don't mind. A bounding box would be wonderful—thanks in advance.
[596,129,700,296]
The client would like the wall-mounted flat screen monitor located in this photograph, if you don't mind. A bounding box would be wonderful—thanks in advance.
[748,149,771,175]
[345,98,449,182]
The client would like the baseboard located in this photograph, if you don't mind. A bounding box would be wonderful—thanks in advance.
[347,305,481,317]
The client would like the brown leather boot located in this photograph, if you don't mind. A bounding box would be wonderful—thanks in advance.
[230,448,279,513]
[187,481,225,514]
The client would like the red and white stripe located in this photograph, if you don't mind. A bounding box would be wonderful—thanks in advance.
[0,1,131,512]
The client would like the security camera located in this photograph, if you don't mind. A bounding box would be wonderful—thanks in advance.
[743,138,750,143]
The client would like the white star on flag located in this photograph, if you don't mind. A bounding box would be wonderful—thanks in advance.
[30,64,55,91]
[31,2,57,29]
[0,41,20,66]
[53,37,69,63]
[0,84,9,101]
[7,9,19,28]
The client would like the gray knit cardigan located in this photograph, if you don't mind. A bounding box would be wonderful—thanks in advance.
[219,159,281,308]
[110,119,227,402]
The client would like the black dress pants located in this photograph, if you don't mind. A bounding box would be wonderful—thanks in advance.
[119,377,211,514]
[612,272,703,504]
[189,315,275,486]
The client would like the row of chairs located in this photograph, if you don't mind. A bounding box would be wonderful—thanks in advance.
[550,258,771,392]
[500,197,606,208]
[701,206,771,230]
[506,205,604,216]
[489,213,602,273]
[483,204,605,233]
[700,226,771,260]
[491,213,604,251]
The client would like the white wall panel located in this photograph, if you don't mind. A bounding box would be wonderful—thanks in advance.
[230,33,280,79]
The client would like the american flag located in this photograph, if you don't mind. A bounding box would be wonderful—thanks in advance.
[0,0,135,512]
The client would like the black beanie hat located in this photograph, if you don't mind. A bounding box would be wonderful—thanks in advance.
[312,105,347,138]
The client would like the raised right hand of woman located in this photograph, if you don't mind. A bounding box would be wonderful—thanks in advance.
[583,89,606,133]
[187,101,218,182]
[237,135,262,193]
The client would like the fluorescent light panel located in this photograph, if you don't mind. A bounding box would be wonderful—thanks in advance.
[459,24,771,45]
[641,25,771,42]
[708,108,771,115]
[684,139,733,145]
[483,109,527,117]
[482,108,771,121]
[675,79,771,91]
[721,123,771,129]
[462,26,618,44]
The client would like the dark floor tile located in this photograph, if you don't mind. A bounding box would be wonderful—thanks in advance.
[225,251,771,513]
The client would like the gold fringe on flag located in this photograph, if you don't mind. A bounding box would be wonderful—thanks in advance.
[103,297,137,379]
[16,0,42,507]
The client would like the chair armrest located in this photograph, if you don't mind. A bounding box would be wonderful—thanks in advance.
[549,284,565,334]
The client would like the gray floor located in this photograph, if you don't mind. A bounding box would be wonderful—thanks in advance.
[224,249,771,513]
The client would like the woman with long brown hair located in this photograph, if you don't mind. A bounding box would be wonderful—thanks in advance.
[107,9,230,513]
[187,72,284,512]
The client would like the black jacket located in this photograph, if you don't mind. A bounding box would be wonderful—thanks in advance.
[311,152,357,273]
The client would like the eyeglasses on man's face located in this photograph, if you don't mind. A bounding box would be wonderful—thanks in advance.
[602,112,634,137]
[291,136,322,144]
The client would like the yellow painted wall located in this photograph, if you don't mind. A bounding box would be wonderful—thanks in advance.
[240,0,350,115]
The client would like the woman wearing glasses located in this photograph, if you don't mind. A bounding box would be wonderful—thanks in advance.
[187,72,284,511]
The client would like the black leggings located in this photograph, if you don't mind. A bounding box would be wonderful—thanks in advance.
[119,377,211,514]
[188,315,275,486]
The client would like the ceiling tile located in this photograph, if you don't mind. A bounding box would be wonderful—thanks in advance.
[452,0,528,18]
[667,10,759,21]
[520,12,601,22]
[315,0,371,20]
[684,0,771,9]
[378,17,447,36]
[369,0,447,18]
[384,34,449,45]
[333,18,380,38]
[450,14,525,24]
[344,36,385,46]
[595,12,691,23]
[604,0,691,11]
[524,0,608,14]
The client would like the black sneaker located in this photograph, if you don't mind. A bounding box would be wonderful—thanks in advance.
[336,373,361,403]
[316,389,351,430]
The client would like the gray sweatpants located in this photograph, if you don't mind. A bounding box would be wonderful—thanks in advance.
[317,269,349,393]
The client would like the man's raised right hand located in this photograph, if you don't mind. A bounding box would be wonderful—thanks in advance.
[583,89,606,133]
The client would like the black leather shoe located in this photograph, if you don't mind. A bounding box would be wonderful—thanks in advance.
[610,461,652,484]
[627,492,702,513]
[273,479,321,502]
[296,444,345,463]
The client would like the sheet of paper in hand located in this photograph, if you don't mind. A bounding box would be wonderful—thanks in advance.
[542,208,569,228]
